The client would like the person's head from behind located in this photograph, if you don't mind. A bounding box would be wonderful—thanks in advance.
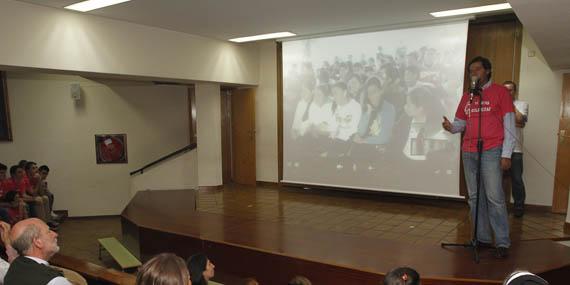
[24,161,38,177]
[468,56,492,84]
[503,270,548,285]
[383,267,420,285]
[503,81,518,100]
[364,77,384,108]
[0,163,7,181]
[10,218,60,261]
[136,253,190,285]
[39,165,50,180]
[18,160,27,169]
[288,275,312,285]
[10,165,24,181]
[187,253,215,285]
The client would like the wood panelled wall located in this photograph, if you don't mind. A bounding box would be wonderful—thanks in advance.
[552,74,570,213]
[459,14,522,197]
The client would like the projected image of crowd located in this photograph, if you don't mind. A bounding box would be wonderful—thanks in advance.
[284,45,461,180]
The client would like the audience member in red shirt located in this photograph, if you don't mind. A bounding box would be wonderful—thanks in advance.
[0,164,25,223]
[22,162,55,227]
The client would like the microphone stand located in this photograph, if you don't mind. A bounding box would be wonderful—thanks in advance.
[441,84,484,263]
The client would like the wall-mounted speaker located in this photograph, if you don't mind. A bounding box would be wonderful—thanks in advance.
[71,83,81,101]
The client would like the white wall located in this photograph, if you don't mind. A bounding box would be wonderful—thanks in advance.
[130,150,198,197]
[0,0,259,85]
[0,72,189,216]
[255,41,279,182]
[196,83,223,186]
[518,29,563,206]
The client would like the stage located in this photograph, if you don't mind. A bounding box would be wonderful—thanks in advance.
[121,184,570,285]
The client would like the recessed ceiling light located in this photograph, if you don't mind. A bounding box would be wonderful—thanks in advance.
[430,3,511,18]
[65,0,131,12]
[229,32,296,43]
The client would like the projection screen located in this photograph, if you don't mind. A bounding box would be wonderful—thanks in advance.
[282,21,469,198]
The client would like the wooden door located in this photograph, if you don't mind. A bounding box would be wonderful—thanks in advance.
[552,74,570,213]
[221,89,232,184]
[231,88,256,185]
[460,15,523,197]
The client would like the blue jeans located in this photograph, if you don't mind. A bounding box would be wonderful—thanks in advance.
[462,147,510,248]
[510,152,525,210]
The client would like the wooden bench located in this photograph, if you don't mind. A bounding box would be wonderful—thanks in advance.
[51,253,136,285]
[98,237,142,271]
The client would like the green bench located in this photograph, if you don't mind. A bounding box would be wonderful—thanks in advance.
[98,237,142,271]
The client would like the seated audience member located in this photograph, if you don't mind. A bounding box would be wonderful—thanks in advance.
[288,276,312,285]
[0,221,18,284]
[136,253,190,285]
[402,87,447,161]
[351,77,396,171]
[38,165,61,222]
[329,81,362,169]
[503,271,548,285]
[187,253,215,285]
[24,162,54,226]
[383,267,420,285]
[4,218,72,285]
[2,166,30,223]
[291,81,315,139]
[0,165,15,224]
[0,220,84,285]
[354,77,396,146]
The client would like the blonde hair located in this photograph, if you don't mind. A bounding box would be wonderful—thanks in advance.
[136,253,190,285]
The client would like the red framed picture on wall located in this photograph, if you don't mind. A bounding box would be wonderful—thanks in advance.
[95,134,128,164]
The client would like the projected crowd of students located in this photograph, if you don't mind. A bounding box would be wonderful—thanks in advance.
[285,45,460,174]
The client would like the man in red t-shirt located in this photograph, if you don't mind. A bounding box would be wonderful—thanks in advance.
[442,56,515,259]
[23,162,54,227]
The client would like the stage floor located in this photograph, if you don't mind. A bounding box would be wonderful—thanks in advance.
[122,184,570,285]
[197,184,569,245]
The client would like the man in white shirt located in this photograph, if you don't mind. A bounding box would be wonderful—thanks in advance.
[4,218,72,285]
[504,81,529,217]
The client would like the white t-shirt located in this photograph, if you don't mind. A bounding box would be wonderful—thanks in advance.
[307,102,334,135]
[331,99,362,141]
[514,100,529,153]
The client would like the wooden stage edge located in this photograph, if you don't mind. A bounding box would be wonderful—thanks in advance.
[121,188,570,285]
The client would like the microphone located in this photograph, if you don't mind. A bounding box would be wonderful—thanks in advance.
[469,75,479,103]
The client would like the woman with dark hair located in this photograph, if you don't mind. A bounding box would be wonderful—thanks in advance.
[354,77,396,145]
[350,77,396,171]
[187,253,215,285]
[136,253,190,285]
[402,87,447,160]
